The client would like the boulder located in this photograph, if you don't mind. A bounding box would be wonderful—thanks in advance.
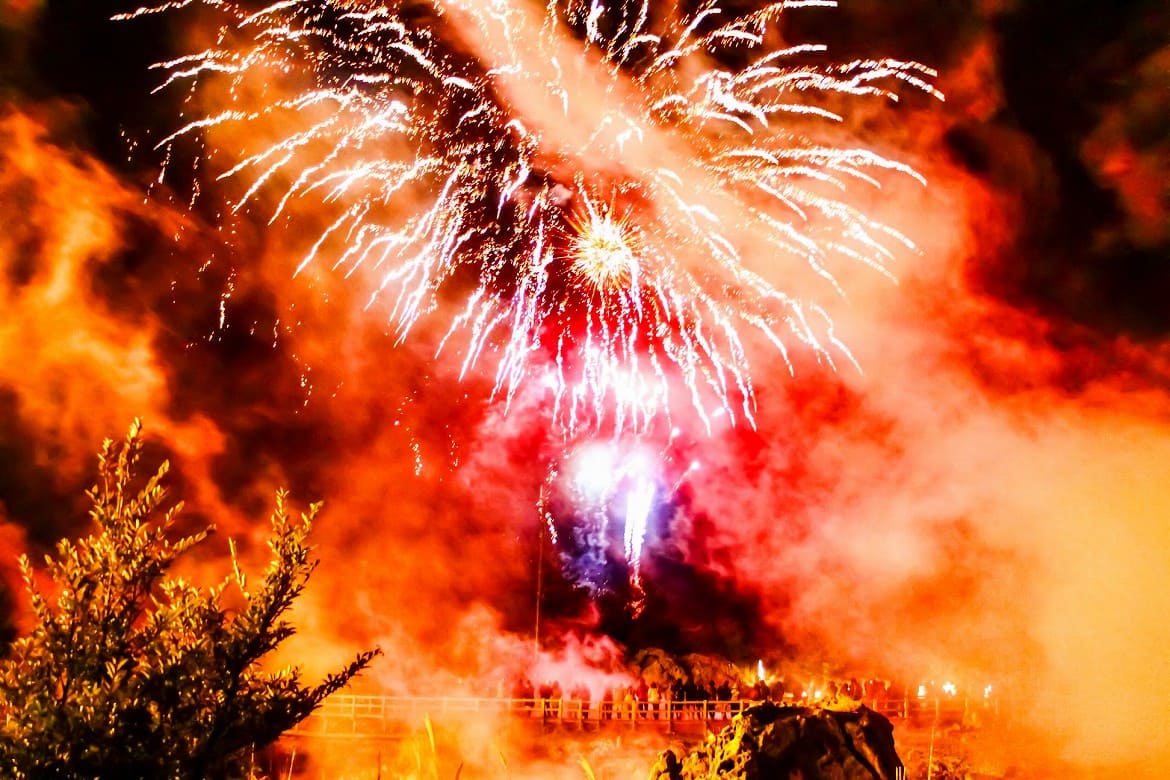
[650,702,903,780]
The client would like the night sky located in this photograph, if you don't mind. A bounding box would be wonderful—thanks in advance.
[1,0,1169,774]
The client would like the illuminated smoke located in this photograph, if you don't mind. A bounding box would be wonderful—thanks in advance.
[119,0,941,436]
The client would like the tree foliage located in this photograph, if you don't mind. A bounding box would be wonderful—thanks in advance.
[631,647,688,687]
[0,420,380,779]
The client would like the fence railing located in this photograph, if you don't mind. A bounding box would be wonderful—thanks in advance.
[289,694,984,738]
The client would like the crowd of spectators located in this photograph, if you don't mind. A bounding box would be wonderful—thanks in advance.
[504,672,988,724]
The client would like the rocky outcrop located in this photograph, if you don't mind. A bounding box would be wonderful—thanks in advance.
[650,702,903,780]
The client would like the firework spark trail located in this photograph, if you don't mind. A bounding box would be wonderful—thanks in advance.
[622,474,654,608]
[119,0,941,437]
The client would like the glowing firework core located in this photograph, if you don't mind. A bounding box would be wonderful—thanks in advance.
[569,204,639,293]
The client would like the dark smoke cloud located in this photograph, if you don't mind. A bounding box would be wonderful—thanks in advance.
[1,0,1169,775]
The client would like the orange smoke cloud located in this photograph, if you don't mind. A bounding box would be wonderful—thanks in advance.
[0,107,166,466]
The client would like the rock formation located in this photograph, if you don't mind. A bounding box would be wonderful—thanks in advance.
[650,702,904,780]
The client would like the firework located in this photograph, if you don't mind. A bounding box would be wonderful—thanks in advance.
[561,441,658,607]
[119,0,941,437]
[536,431,704,601]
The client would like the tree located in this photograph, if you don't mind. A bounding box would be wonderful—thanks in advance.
[0,420,380,779]
[631,647,687,688]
